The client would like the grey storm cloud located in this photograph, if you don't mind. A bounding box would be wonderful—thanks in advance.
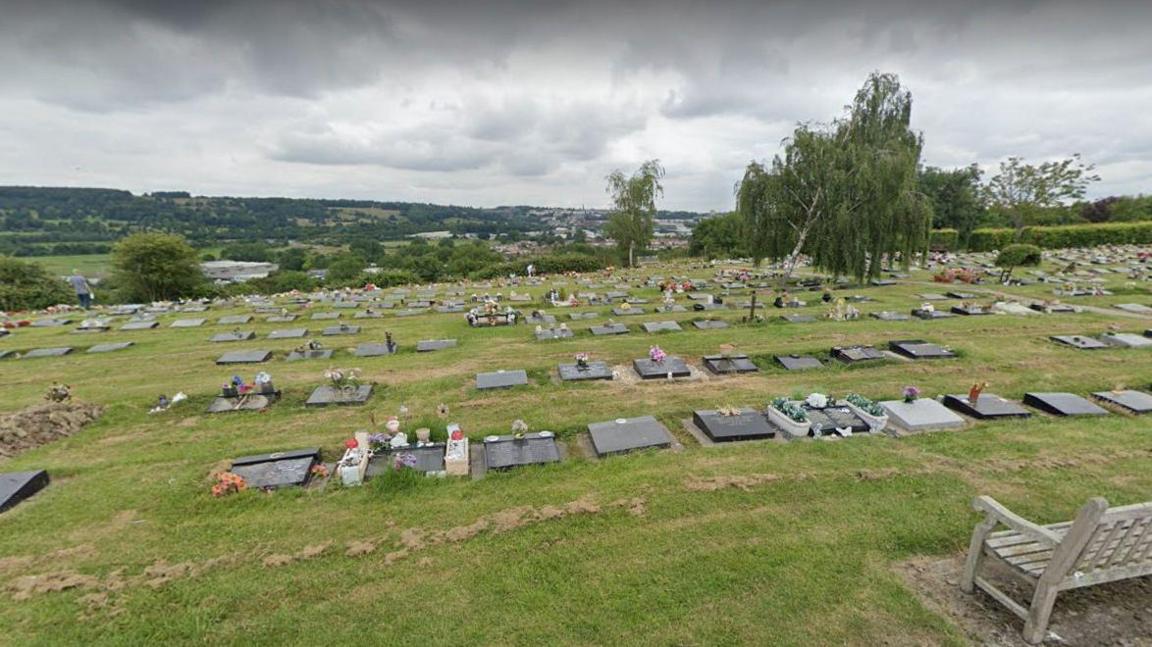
[1,0,1151,209]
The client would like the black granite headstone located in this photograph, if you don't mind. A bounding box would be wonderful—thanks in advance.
[376,445,446,473]
[305,384,373,406]
[416,339,457,352]
[229,448,319,489]
[476,370,529,389]
[632,357,690,379]
[942,393,1032,419]
[611,307,645,316]
[888,340,956,360]
[558,361,613,381]
[215,350,273,364]
[590,323,629,336]
[701,354,759,374]
[286,349,333,361]
[87,342,135,354]
[692,409,775,442]
[483,433,561,469]
[831,345,885,363]
[1023,392,1109,416]
[587,416,673,456]
[211,331,256,342]
[775,355,823,370]
[911,309,956,320]
[0,470,49,513]
[950,305,993,316]
[1092,390,1152,414]
[803,405,869,435]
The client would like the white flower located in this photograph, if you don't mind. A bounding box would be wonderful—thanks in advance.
[806,393,828,408]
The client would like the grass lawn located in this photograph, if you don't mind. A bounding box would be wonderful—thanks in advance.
[28,254,113,279]
[2,258,1152,645]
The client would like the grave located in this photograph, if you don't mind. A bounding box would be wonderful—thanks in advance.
[701,354,759,375]
[1029,303,1076,314]
[803,404,869,435]
[693,409,775,442]
[396,309,428,317]
[1050,335,1109,350]
[871,311,911,322]
[888,340,956,360]
[0,470,49,513]
[229,448,320,489]
[536,328,574,340]
[353,343,396,357]
[1097,332,1152,348]
[912,309,956,320]
[73,323,109,333]
[781,313,816,323]
[333,302,360,309]
[355,310,386,318]
[87,342,134,354]
[590,323,629,336]
[1023,392,1109,416]
[569,312,599,320]
[1092,390,1152,414]
[31,319,71,327]
[588,416,673,456]
[879,399,966,432]
[119,321,158,331]
[322,325,360,336]
[286,349,333,361]
[207,393,277,413]
[211,331,256,342]
[476,369,529,390]
[946,291,979,299]
[775,355,823,371]
[558,361,613,381]
[22,347,73,359]
[830,345,885,364]
[217,315,251,325]
[950,305,994,316]
[917,293,949,301]
[692,320,729,330]
[483,433,561,470]
[528,314,557,325]
[611,307,645,316]
[371,445,446,474]
[1115,303,1152,315]
[417,339,457,352]
[266,315,297,323]
[215,350,273,364]
[171,318,206,328]
[311,312,341,320]
[632,357,691,379]
[942,393,1032,419]
[0,350,11,361]
[694,302,728,311]
[643,321,683,333]
[305,384,373,406]
[267,328,308,340]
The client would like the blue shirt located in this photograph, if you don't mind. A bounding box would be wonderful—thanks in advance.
[69,275,91,295]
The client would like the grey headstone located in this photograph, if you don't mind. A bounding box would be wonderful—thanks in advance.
[0,470,49,513]
[1023,393,1109,416]
[831,345,885,363]
[888,340,956,360]
[693,409,775,442]
[946,291,979,299]
[632,357,690,379]
[230,448,319,489]
[780,314,816,323]
[476,370,529,389]
[942,394,1032,419]
[354,343,396,357]
[215,350,273,364]
[880,399,966,432]
[171,318,206,328]
[120,321,158,331]
[265,315,298,323]
[268,328,308,340]
[643,321,683,333]
[535,328,574,341]
[1115,303,1152,315]
[286,349,333,361]
[528,314,557,325]
[912,309,956,320]
[702,354,758,375]
[611,307,645,316]
[588,416,673,456]
[322,325,360,336]
[950,305,993,316]
[210,331,256,342]
[22,347,73,359]
[590,323,629,336]
[804,405,869,435]
[1092,390,1152,414]
[558,361,613,381]
[87,342,134,353]
[31,318,71,327]
[871,311,911,322]
[483,433,561,469]
[305,384,373,406]
[416,339,457,352]
[692,320,730,330]
[1097,332,1152,348]
[775,355,823,370]
[311,312,341,320]
[569,311,599,321]
[1050,335,1109,350]
[217,315,252,325]
[355,310,385,318]
[373,445,446,473]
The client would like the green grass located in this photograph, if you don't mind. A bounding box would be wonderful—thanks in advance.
[28,254,112,278]
[2,259,1152,645]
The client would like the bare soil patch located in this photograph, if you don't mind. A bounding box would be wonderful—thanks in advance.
[0,401,103,459]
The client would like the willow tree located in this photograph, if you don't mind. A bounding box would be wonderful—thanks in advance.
[605,160,665,267]
[737,72,931,284]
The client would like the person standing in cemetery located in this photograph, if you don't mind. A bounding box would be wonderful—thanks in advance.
[68,269,94,309]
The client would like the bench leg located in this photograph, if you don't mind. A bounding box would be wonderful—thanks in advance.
[1023,583,1058,644]
[961,516,997,594]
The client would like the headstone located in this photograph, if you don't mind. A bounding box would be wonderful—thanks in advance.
[267,328,308,340]
[1030,303,1075,314]
[355,310,386,318]
[803,404,869,435]
[912,309,956,320]
[558,361,613,381]
[693,409,775,442]
[775,355,823,371]
[780,314,816,323]
[946,291,979,299]
[1023,392,1109,416]
[611,307,645,316]
[311,312,341,320]
[692,320,729,330]
[210,331,256,342]
[528,314,557,325]
[1097,332,1152,349]
[286,349,333,361]
[86,342,134,354]
[376,445,446,473]
[831,345,885,364]
[483,433,561,469]
[229,448,319,489]
[950,305,993,316]
[871,311,911,321]
[642,321,683,333]
[217,315,252,325]
[417,339,457,352]
[1114,303,1152,315]
[22,347,73,359]
[701,354,758,375]
[119,321,158,331]
[888,340,956,360]
[31,318,71,327]
[266,315,297,323]
[0,470,50,513]
[879,399,966,432]
[1092,390,1152,414]
[588,416,673,456]
[590,323,629,336]
[476,370,529,390]
[215,350,273,364]
[536,328,575,340]
[1050,335,1109,350]
[569,312,599,320]
[322,325,360,336]
[942,393,1032,419]
[353,343,396,357]
[305,384,373,406]
[171,318,206,328]
[632,357,691,379]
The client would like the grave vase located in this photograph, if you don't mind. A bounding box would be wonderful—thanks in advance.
[844,402,888,433]
[767,404,811,439]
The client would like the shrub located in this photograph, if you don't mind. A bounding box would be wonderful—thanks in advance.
[929,229,959,251]
[0,256,73,311]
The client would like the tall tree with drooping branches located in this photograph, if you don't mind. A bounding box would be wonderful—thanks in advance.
[605,160,665,268]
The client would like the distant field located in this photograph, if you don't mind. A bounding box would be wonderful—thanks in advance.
[29,253,112,277]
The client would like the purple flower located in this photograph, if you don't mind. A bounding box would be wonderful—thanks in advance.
[902,385,920,402]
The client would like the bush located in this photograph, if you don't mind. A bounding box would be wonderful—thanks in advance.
[967,222,1152,251]
[929,229,958,251]
[0,256,73,311]
[995,244,1042,268]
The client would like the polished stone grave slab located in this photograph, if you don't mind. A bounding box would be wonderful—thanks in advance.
[775,355,823,370]
[31,318,70,327]
[87,342,134,353]
[558,361,613,381]
[912,309,956,320]
[879,399,965,432]
[692,319,729,330]
[1092,390,1152,414]
[888,340,956,360]
[950,305,994,316]
[119,321,158,331]
[528,314,557,325]
[322,325,360,336]
[917,293,949,301]
[268,328,308,340]
[171,318,206,328]
[417,339,457,352]
[265,315,297,323]
[1097,332,1152,348]
[73,324,109,333]
[569,312,599,320]
[0,470,49,513]
[590,323,629,336]
[229,448,319,489]
[871,311,911,321]
[286,349,333,361]
[311,312,341,320]
[353,343,396,357]
[611,307,646,316]
[693,409,775,442]
[1031,303,1076,314]
[693,302,729,311]
[483,433,560,470]
[535,328,574,340]
[476,369,529,389]
[643,321,683,333]
[1023,392,1109,416]
[1050,335,1109,350]
[305,384,373,406]
[211,331,256,342]
[633,357,691,379]
[942,393,1032,419]
[1115,303,1152,315]
[215,350,273,364]
[217,315,252,325]
[947,291,979,299]
[781,313,816,323]
[22,347,73,359]
[372,445,446,473]
[656,304,688,313]
[588,416,673,456]
[831,345,885,364]
[701,354,758,374]
[804,405,868,435]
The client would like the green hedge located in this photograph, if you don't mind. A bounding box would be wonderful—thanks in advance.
[962,222,1152,251]
[929,229,958,251]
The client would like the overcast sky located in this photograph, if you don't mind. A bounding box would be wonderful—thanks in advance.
[1,0,1150,211]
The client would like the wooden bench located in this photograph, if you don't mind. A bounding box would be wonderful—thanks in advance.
[961,495,1152,643]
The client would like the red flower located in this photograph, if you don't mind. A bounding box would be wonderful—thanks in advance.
[344,438,358,449]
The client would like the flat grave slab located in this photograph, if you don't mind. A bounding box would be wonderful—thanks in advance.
[333,302,360,309]
[917,293,949,301]
[1092,390,1152,414]
[535,328,574,340]
[871,311,911,321]
[656,304,688,313]
[0,350,12,361]
[1050,335,1109,350]
[632,357,691,379]
[912,309,956,320]
[803,405,869,436]
[373,445,446,473]
[569,312,599,320]
[950,305,994,316]
[417,339,457,352]
[31,318,70,327]
[265,315,297,323]
[588,416,673,456]
[643,321,683,333]
[611,307,645,316]
[946,291,979,299]
[528,314,557,325]
[211,331,256,342]
[87,342,134,354]
[286,349,333,361]
[781,313,816,323]
[0,470,50,513]
[483,433,561,470]
[1115,303,1152,315]
[229,448,320,489]
[692,320,729,330]
[119,321,158,331]
[888,339,956,360]
[267,328,308,340]
[879,399,966,432]
[558,361,613,381]
[942,393,1032,419]
[22,347,73,359]
[590,323,629,336]
[207,394,276,413]
[396,309,429,317]
[217,315,251,325]
[353,343,396,357]
[322,325,360,336]
[215,350,273,364]
[171,318,206,328]
[775,355,823,370]
[1097,332,1152,348]
[476,369,529,390]
[305,384,373,406]
[73,324,110,333]
[831,345,885,364]
[311,312,341,320]
[693,409,775,442]
[694,302,728,311]
[701,354,758,375]
[1023,392,1109,416]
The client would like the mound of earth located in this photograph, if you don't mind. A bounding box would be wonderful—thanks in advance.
[0,401,104,459]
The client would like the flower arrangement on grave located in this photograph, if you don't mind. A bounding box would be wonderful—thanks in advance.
[771,397,808,423]
[324,368,361,390]
[805,393,829,409]
[845,393,884,417]
[310,464,329,479]
[211,472,247,497]
[511,419,529,439]
[648,345,667,363]
[394,452,417,471]
[716,405,742,417]
[368,432,391,454]
[902,386,920,403]
[254,371,274,394]
[968,381,989,404]
[45,383,71,402]
[574,352,590,370]
[619,301,632,311]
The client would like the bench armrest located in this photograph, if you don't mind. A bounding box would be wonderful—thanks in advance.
[973,496,1062,546]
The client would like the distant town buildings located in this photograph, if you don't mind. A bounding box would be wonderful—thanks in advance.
[201,260,278,283]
